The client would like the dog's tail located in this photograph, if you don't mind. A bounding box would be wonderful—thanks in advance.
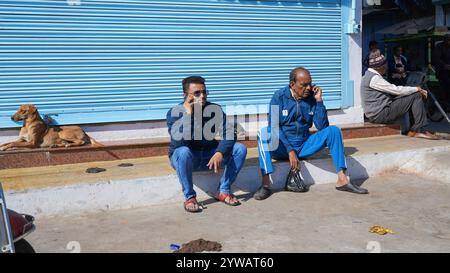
[89,136,104,147]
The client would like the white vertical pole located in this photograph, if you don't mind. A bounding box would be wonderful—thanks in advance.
[0,183,15,253]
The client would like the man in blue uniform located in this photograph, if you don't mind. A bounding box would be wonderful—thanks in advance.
[254,67,368,200]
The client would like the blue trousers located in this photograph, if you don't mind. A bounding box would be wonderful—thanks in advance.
[257,125,347,175]
[170,143,247,200]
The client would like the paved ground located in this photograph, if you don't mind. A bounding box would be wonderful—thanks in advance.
[27,173,450,253]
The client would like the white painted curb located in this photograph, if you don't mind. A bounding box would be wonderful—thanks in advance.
[5,145,450,217]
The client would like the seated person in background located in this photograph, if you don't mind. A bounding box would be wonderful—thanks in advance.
[361,53,439,140]
[388,46,409,86]
[363,40,381,73]
[167,76,247,213]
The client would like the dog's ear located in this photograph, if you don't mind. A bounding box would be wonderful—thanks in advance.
[27,104,37,114]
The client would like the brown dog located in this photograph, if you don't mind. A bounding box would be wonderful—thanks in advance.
[0,104,102,151]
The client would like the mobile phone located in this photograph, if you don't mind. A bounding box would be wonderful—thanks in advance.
[309,84,317,96]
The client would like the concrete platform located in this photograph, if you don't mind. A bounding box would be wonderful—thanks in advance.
[1,135,449,217]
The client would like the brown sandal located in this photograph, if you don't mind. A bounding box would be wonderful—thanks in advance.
[216,192,241,206]
[407,131,440,140]
[184,197,202,213]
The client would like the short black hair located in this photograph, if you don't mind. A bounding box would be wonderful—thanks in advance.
[394,45,403,51]
[182,76,205,93]
[289,67,310,83]
[369,40,378,48]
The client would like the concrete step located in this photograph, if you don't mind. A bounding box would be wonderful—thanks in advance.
[1,135,449,217]
[0,122,400,169]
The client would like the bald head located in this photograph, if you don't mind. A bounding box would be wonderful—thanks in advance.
[289,67,310,84]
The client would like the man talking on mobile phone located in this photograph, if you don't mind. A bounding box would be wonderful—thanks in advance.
[254,67,368,200]
[167,76,247,213]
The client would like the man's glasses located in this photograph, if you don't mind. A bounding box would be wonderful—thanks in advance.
[188,90,209,97]
[298,82,315,88]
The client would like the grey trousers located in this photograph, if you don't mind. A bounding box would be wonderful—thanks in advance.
[371,92,428,132]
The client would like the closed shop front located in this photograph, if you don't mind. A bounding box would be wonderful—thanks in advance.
[0,0,349,128]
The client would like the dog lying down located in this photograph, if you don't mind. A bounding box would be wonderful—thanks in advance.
[0,104,102,151]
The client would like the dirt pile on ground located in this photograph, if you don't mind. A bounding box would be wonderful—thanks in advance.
[174,239,222,253]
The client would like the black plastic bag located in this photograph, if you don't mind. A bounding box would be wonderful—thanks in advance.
[285,168,309,192]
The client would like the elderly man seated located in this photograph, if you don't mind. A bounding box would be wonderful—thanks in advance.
[253,67,369,201]
[361,51,439,140]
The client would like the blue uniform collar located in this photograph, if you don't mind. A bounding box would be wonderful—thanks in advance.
[283,85,296,100]
[283,85,309,102]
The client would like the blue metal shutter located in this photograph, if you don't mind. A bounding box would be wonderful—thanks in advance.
[0,0,343,128]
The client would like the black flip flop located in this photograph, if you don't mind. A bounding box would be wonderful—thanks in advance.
[336,183,369,194]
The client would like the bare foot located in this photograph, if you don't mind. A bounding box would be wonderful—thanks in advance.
[336,170,349,187]
[223,195,240,206]
[184,198,202,213]
[185,202,199,211]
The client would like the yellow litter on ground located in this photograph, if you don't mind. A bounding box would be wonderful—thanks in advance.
[369,226,394,235]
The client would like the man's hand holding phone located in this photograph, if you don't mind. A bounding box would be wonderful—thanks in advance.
[183,93,195,114]
[312,85,323,102]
